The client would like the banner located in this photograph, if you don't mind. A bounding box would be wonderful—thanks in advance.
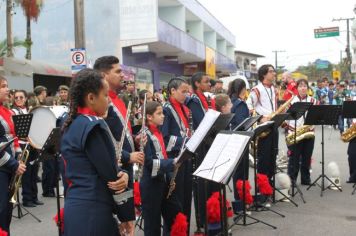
[205,47,216,78]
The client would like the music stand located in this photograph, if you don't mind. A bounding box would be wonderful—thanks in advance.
[342,101,356,194]
[305,105,342,197]
[250,121,283,228]
[38,128,62,236]
[12,114,41,222]
[285,102,312,203]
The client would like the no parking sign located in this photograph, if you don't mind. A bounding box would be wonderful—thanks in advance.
[71,48,87,74]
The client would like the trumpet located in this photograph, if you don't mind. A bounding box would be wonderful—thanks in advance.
[136,93,147,181]
[9,143,30,204]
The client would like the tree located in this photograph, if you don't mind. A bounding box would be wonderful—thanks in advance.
[0,37,27,58]
[15,0,43,60]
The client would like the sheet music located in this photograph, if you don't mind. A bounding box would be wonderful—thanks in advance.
[193,133,250,184]
[186,109,220,152]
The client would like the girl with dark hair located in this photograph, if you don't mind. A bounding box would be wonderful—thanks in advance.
[161,77,192,231]
[12,90,43,207]
[0,77,26,234]
[285,78,318,185]
[60,69,128,236]
[140,101,181,236]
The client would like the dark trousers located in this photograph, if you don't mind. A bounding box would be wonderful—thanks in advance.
[0,172,13,234]
[22,161,39,203]
[140,176,181,236]
[348,138,356,182]
[174,159,193,233]
[257,131,279,179]
[232,151,249,201]
[287,138,315,183]
[42,159,56,195]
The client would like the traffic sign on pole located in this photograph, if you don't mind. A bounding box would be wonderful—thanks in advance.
[314,27,340,38]
[71,48,87,74]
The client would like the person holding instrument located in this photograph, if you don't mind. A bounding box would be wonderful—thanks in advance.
[61,69,128,236]
[140,101,181,236]
[0,76,26,234]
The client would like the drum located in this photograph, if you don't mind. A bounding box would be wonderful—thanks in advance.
[28,106,68,149]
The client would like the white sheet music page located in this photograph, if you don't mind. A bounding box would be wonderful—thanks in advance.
[193,133,229,179]
[193,133,250,184]
[186,109,220,153]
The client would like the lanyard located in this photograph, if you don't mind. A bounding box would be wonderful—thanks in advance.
[264,86,274,112]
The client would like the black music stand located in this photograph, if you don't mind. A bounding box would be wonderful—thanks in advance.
[285,102,312,203]
[305,105,342,197]
[12,114,41,222]
[38,128,62,236]
[250,121,282,229]
[342,101,356,195]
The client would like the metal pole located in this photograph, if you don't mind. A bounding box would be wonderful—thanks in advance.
[6,0,14,57]
[74,0,85,48]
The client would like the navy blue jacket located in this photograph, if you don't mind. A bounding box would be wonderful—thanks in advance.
[230,96,250,130]
[61,115,118,210]
[186,95,205,130]
[0,118,19,174]
[161,102,187,159]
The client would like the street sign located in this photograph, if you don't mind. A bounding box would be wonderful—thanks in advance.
[71,48,87,73]
[315,59,329,69]
[332,70,341,79]
[314,27,340,38]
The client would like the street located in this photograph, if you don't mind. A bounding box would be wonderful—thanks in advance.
[11,126,356,236]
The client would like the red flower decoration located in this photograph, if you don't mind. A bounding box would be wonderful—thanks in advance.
[257,174,273,195]
[53,208,64,233]
[170,213,188,236]
[0,227,8,236]
[133,182,141,207]
[236,180,254,204]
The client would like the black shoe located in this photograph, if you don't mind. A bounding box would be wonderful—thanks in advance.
[33,200,44,205]
[42,193,55,198]
[301,182,311,186]
[23,202,36,207]
[346,180,356,184]
[36,176,42,183]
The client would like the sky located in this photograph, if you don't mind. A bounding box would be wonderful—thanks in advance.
[198,0,356,71]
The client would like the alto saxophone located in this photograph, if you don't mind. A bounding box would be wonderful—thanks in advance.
[259,96,294,138]
[9,143,30,204]
[341,124,356,142]
[285,125,315,146]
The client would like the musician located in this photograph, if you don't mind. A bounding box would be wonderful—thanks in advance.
[55,85,69,106]
[94,56,144,235]
[140,101,180,236]
[11,90,43,207]
[61,69,128,236]
[134,89,153,126]
[0,76,26,234]
[247,64,278,180]
[186,72,216,230]
[28,85,47,109]
[285,79,317,185]
[227,79,251,200]
[347,97,356,184]
[161,78,191,229]
[281,71,298,101]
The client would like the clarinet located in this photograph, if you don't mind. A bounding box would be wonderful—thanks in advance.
[136,93,147,181]
[166,129,188,199]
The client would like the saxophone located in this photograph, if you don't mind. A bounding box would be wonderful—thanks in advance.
[341,124,356,142]
[285,125,315,146]
[259,96,294,138]
[9,143,30,204]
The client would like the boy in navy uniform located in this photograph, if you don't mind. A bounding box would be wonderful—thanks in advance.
[140,101,181,236]
[0,76,26,234]
[161,78,191,230]
[94,56,144,235]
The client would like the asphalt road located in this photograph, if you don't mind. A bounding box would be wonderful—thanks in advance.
[10,126,356,236]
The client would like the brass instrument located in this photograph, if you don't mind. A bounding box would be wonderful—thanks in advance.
[259,96,294,138]
[285,125,315,146]
[136,93,147,180]
[341,124,356,142]
[117,101,132,166]
[9,143,30,204]
[166,130,189,199]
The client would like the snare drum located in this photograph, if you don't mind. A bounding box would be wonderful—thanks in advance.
[28,106,68,149]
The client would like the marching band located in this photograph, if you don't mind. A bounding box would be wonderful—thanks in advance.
[0,60,356,236]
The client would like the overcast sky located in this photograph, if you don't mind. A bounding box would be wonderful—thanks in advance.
[198,0,356,70]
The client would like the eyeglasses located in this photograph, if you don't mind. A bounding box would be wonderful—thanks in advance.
[14,96,24,100]
[268,69,276,73]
